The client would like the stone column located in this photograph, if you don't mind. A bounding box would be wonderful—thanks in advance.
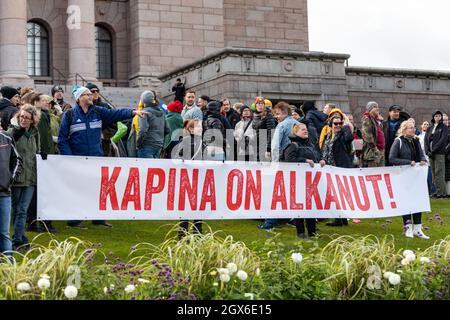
[68,0,98,85]
[0,0,33,86]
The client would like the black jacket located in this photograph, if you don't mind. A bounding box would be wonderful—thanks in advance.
[252,111,277,153]
[0,131,22,197]
[203,112,226,149]
[389,136,425,166]
[321,126,354,168]
[0,98,18,131]
[172,83,186,101]
[382,115,409,165]
[283,136,320,163]
[304,109,327,137]
[225,108,241,129]
[425,122,448,155]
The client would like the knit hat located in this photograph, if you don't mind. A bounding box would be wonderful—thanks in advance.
[431,110,443,123]
[200,95,210,103]
[240,104,251,115]
[72,86,89,101]
[206,100,222,114]
[51,85,64,97]
[86,83,100,92]
[141,90,158,108]
[366,101,379,112]
[0,86,20,100]
[167,100,183,113]
[264,99,273,108]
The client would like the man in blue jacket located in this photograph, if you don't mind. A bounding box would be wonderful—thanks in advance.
[58,86,147,229]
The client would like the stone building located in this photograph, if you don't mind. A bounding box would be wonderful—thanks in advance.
[0,0,449,125]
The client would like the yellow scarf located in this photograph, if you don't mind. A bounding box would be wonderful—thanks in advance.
[133,100,144,134]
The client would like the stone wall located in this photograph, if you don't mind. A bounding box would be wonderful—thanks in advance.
[347,67,450,126]
[159,48,350,111]
[223,0,308,51]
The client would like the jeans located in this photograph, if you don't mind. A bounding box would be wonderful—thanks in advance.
[402,212,422,225]
[137,145,161,159]
[0,196,12,255]
[11,186,35,247]
[430,154,446,196]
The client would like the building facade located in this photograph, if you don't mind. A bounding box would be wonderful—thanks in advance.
[0,0,449,125]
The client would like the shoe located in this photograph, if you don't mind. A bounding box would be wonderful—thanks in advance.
[286,219,296,227]
[26,224,44,233]
[297,233,308,239]
[68,223,88,230]
[413,224,430,239]
[93,222,113,228]
[13,243,31,253]
[257,224,273,231]
[326,221,343,227]
[404,224,413,238]
[352,219,361,224]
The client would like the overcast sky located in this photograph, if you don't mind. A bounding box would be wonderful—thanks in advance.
[308,0,450,71]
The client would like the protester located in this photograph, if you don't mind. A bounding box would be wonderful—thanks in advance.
[271,101,299,162]
[7,105,41,251]
[51,85,72,112]
[164,100,184,158]
[234,105,256,161]
[197,95,210,114]
[181,90,203,121]
[318,107,347,149]
[444,117,450,196]
[252,97,277,162]
[425,110,448,198]
[361,101,385,167]
[321,112,354,227]
[172,78,186,103]
[283,122,322,238]
[58,86,147,229]
[0,86,20,131]
[232,102,243,114]
[203,100,226,161]
[0,126,21,256]
[322,103,336,117]
[301,101,328,137]
[383,105,409,166]
[172,119,205,239]
[389,119,429,238]
[221,98,240,129]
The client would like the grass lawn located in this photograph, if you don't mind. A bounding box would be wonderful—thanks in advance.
[30,199,449,261]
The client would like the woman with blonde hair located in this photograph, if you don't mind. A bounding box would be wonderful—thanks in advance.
[252,96,277,162]
[389,119,429,239]
[7,104,41,251]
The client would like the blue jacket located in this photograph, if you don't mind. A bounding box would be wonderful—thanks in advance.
[58,104,133,156]
[271,117,299,162]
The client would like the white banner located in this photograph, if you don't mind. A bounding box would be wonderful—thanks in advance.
[37,155,430,220]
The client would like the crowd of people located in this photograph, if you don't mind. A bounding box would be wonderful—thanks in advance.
[1,81,449,256]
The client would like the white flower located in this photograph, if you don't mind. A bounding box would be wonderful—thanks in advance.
[37,278,50,290]
[226,263,238,275]
[255,268,261,276]
[383,272,394,279]
[110,284,115,289]
[419,257,430,264]
[244,293,255,300]
[40,274,50,280]
[64,285,78,299]
[401,258,410,266]
[217,268,229,275]
[236,270,248,281]
[124,284,136,294]
[405,253,416,262]
[17,282,31,292]
[388,274,401,285]
[103,287,109,294]
[267,251,273,258]
[291,253,303,264]
[213,282,219,287]
[403,250,414,257]
[219,273,230,283]
[210,271,217,276]
[138,278,150,284]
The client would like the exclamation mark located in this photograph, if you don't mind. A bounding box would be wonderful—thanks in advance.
[384,174,397,209]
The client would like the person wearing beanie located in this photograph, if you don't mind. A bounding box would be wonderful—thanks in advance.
[164,100,184,158]
[425,110,448,198]
[300,101,328,137]
[234,104,256,162]
[0,86,20,131]
[382,105,410,166]
[51,85,72,112]
[203,100,227,161]
[58,86,147,230]
[361,101,385,167]
[264,99,273,110]
[136,90,170,159]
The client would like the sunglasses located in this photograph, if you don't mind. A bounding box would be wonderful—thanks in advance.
[332,122,343,126]
[20,115,32,121]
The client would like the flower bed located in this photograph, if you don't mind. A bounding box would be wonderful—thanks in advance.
[0,231,449,300]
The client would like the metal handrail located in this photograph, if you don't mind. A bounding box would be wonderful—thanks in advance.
[52,67,67,92]
[75,73,117,109]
